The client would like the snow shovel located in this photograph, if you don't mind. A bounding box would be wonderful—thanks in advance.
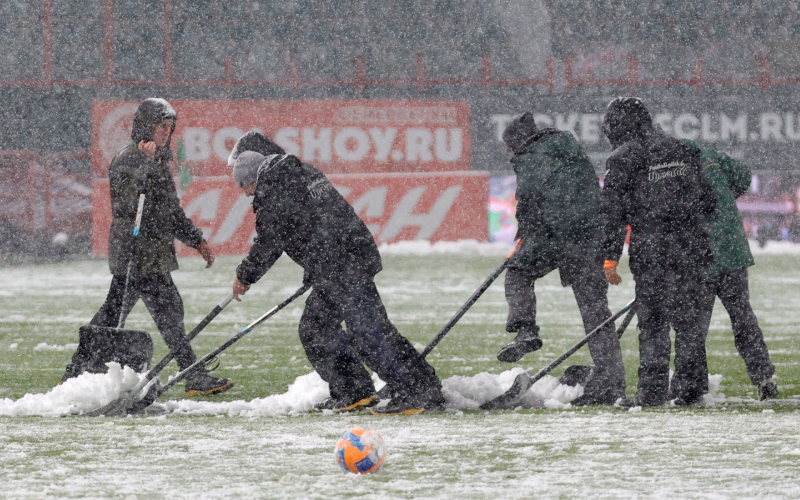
[122,284,312,414]
[420,239,522,358]
[63,194,153,383]
[85,291,235,417]
[559,305,636,387]
[479,298,636,410]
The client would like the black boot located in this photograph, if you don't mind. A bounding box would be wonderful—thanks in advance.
[370,385,445,416]
[184,369,233,397]
[758,378,779,401]
[312,394,378,412]
[496,327,542,363]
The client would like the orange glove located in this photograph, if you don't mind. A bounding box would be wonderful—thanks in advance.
[197,241,215,268]
[604,260,622,285]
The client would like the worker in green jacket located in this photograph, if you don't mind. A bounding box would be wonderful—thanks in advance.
[687,141,778,400]
[496,112,626,405]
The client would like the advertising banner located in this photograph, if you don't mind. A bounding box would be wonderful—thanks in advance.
[471,93,800,174]
[91,99,471,177]
[92,172,488,256]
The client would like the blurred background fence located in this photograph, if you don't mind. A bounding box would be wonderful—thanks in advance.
[2,0,800,258]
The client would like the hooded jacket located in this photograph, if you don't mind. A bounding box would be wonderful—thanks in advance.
[510,129,606,284]
[602,128,716,275]
[235,154,382,287]
[683,141,754,280]
[108,99,204,275]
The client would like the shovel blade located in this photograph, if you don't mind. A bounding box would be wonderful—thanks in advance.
[480,371,534,410]
[84,393,135,417]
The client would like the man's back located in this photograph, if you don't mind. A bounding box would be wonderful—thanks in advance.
[603,129,715,273]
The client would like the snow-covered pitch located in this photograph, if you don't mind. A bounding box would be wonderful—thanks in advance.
[2,241,800,498]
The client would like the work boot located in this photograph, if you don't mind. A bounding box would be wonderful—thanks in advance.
[312,394,378,413]
[370,386,445,416]
[496,327,542,363]
[616,394,666,409]
[559,365,595,387]
[758,378,779,401]
[184,370,233,397]
[572,388,621,406]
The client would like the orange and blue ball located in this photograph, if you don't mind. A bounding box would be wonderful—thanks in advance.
[334,427,387,474]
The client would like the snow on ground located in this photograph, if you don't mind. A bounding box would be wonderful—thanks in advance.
[0,364,742,418]
[375,238,800,256]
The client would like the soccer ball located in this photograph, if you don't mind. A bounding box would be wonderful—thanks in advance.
[334,427,387,474]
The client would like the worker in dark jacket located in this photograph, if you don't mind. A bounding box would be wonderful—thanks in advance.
[687,142,777,400]
[228,132,444,415]
[602,97,716,407]
[497,112,626,405]
[62,98,232,397]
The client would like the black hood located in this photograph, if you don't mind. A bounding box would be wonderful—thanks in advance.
[227,131,286,167]
[602,97,653,148]
[131,98,177,143]
[502,112,539,154]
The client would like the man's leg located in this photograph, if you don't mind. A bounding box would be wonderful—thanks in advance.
[716,268,775,386]
[633,267,672,405]
[299,286,376,405]
[339,280,443,408]
[669,268,709,404]
[570,266,626,403]
[89,274,127,327]
[137,273,232,396]
[498,263,555,362]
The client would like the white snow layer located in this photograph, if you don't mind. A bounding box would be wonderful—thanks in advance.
[0,363,148,417]
[0,363,728,417]
[377,238,800,256]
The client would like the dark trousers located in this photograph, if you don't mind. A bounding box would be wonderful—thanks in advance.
[90,273,197,370]
[698,268,774,385]
[634,265,708,405]
[299,278,441,401]
[505,260,626,398]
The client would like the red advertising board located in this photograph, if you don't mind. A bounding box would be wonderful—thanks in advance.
[91,172,488,257]
[91,99,471,177]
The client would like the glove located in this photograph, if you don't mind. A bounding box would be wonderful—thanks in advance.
[227,131,285,167]
[197,241,214,268]
[604,260,622,285]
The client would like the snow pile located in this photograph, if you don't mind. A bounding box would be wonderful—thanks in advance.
[0,367,732,418]
[378,239,513,256]
[33,342,79,352]
[161,371,330,417]
[0,363,145,417]
[442,367,581,410]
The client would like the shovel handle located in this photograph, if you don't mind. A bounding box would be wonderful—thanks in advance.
[420,240,522,359]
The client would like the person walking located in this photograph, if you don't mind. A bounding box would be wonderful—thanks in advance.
[62,98,233,397]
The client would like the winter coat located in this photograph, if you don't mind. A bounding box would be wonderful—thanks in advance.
[108,142,204,275]
[602,129,716,276]
[510,129,605,285]
[682,141,754,280]
[236,154,382,287]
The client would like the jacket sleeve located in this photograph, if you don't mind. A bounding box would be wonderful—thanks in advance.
[235,156,305,286]
[167,177,205,248]
[601,152,634,262]
[718,153,752,199]
[235,205,284,286]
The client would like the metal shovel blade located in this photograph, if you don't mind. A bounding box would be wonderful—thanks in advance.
[480,371,534,410]
[84,393,134,417]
